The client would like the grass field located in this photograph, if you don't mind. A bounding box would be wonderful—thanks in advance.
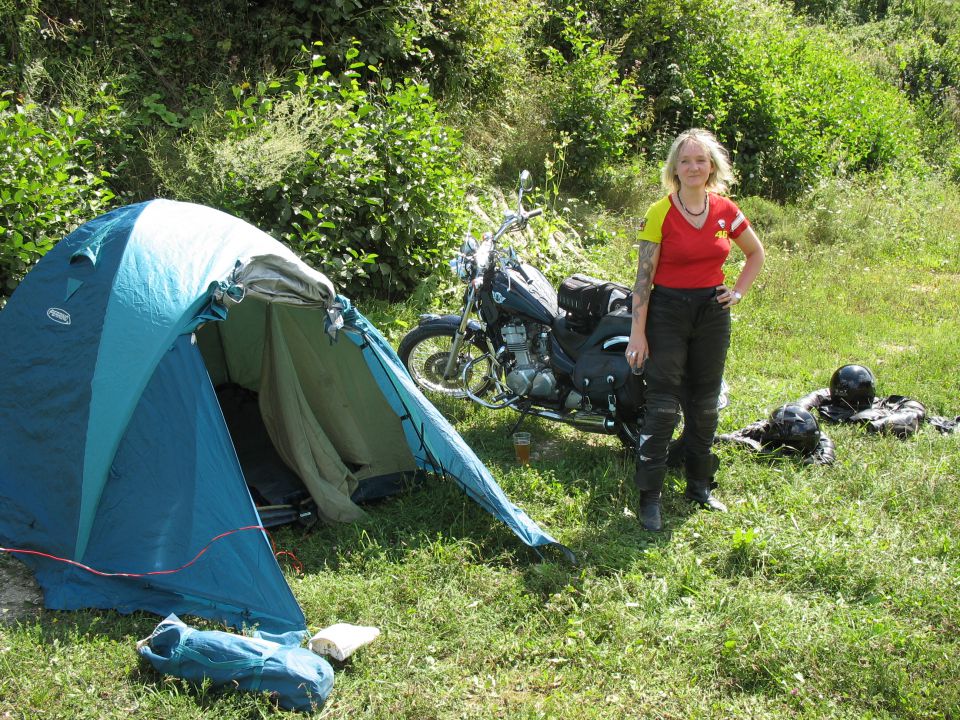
[1,176,959,719]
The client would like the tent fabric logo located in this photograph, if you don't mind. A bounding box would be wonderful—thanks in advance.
[46,307,71,325]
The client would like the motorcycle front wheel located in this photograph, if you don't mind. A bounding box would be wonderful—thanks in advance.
[398,325,494,399]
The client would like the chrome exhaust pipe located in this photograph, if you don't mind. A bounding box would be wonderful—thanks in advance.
[506,404,618,434]
[566,411,618,433]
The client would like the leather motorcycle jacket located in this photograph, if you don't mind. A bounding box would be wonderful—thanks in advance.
[715,420,836,465]
[795,389,928,438]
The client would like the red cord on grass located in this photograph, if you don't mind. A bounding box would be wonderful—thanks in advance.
[0,524,299,578]
[274,550,304,575]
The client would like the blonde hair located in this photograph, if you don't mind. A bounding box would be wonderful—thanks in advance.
[660,128,736,194]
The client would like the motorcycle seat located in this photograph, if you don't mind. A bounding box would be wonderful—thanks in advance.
[551,315,592,358]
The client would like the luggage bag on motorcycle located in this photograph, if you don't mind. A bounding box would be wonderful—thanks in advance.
[571,345,644,420]
[558,274,631,332]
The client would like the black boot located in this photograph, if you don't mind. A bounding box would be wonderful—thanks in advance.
[684,453,727,512]
[634,466,666,531]
[684,479,727,512]
[639,490,663,531]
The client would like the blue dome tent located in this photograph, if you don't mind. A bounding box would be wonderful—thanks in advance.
[0,200,570,640]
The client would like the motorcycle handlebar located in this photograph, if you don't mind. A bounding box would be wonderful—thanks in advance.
[466,205,543,284]
[493,208,542,238]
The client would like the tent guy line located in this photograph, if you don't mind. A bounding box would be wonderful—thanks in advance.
[0,524,269,578]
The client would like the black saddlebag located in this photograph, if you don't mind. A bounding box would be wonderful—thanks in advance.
[571,345,644,417]
[558,274,631,332]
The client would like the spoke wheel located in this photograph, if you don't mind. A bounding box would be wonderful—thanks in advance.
[398,325,493,399]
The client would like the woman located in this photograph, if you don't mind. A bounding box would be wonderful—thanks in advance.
[625,128,765,531]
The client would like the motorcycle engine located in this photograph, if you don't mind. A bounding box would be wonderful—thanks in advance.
[500,321,557,399]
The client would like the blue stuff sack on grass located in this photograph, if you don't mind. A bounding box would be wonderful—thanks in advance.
[137,614,334,712]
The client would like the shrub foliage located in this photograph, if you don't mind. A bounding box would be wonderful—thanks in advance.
[149,48,467,299]
[0,97,116,304]
[556,0,924,198]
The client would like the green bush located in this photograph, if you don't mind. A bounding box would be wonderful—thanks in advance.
[455,2,645,188]
[0,97,117,305]
[734,21,921,197]
[18,45,158,201]
[0,0,40,91]
[418,0,540,106]
[526,0,928,199]
[280,0,542,105]
[540,7,643,186]
[789,0,890,23]
[613,0,924,198]
[149,48,467,300]
[3,0,955,269]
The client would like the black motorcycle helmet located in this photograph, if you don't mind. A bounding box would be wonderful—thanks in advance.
[767,403,821,455]
[829,364,876,410]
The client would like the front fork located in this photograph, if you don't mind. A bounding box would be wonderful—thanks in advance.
[442,286,478,380]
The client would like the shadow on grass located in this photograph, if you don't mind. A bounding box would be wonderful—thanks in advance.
[282,472,539,572]
[290,417,721,590]
[281,415,640,573]
[558,499,694,562]
[14,607,165,646]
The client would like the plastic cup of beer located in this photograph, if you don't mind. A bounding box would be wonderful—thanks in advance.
[512,432,532,464]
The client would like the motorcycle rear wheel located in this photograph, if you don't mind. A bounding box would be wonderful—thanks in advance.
[398,325,494,400]
[616,420,642,452]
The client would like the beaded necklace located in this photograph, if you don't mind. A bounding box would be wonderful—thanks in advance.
[676,191,708,217]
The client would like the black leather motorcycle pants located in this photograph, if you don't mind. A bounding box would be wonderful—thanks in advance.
[635,286,731,489]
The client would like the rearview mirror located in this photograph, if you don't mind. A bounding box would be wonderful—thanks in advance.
[519,170,533,191]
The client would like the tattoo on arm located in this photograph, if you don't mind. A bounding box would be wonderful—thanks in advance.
[632,241,657,322]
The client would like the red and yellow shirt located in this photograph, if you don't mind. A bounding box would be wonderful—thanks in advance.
[638,193,749,288]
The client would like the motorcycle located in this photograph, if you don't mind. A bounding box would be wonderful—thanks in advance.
[397,171,646,448]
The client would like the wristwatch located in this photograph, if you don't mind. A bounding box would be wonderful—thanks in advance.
[732,290,743,301]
